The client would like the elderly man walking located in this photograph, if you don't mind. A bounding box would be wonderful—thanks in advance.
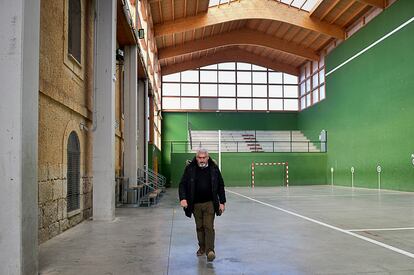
[179,148,226,262]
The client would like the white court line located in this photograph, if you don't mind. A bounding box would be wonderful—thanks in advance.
[326,16,414,77]
[227,189,414,259]
[249,193,412,199]
[348,227,414,232]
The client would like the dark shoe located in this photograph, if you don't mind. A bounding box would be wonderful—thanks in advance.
[207,250,215,262]
[196,247,205,256]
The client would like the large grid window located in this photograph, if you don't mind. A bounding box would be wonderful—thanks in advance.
[299,57,326,110]
[162,62,299,112]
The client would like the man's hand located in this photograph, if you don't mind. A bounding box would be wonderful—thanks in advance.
[219,203,225,214]
[180,199,188,208]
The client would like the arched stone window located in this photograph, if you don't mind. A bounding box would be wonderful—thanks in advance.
[67,131,80,212]
[68,0,81,63]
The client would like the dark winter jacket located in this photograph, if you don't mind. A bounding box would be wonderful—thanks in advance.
[179,157,226,218]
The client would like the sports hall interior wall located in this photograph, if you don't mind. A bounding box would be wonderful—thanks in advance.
[162,112,327,187]
[298,0,414,191]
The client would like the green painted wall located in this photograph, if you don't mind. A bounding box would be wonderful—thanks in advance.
[298,0,414,191]
[162,112,299,186]
[169,152,326,187]
[221,153,326,187]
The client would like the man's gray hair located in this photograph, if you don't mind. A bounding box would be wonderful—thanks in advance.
[196,148,209,155]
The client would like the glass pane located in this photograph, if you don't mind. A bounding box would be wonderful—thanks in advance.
[218,62,235,70]
[284,74,298,84]
[320,84,326,100]
[181,70,199,82]
[252,72,267,84]
[284,86,298,98]
[252,65,267,71]
[320,56,325,67]
[269,85,283,97]
[181,98,199,109]
[300,82,306,96]
[200,84,217,96]
[181,83,198,96]
[306,94,311,107]
[200,98,218,110]
[200,70,217,83]
[313,89,319,103]
[237,85,251,97]
[300,97,306,110]
[237,98,251,110]
[219,71,236,83]
[162,83,180,96]
[200,64,217,69]
[320,68,325,84]
[219,98,236,110]
[312,73,319,89]
[306,79,311,92]
[269,72,283,84]
[237,62,251,70]
[284,99,298,111]
[269,99,283,111]
[312,61,319,73]
[253,99,267,110]
[163,72,180,82]
[300,67,306,82]
[219,84,236,97]
[252,85,267,97]
[305,62,311,77]
[162,97,180,109]
[237,71,251,84]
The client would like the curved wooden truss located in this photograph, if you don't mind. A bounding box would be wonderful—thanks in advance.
[158,29,320,61]
[161,48,300,76]
[154,0,345,39]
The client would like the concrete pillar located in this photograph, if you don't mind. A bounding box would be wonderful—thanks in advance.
[0,0,40,274]
[137,80,145,170]
[145,80,150,169]
[93,0,117,221]
[123,46,138,203]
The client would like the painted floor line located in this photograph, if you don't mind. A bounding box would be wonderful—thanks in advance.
[248,193,413,199]
[227,189,414,259]
[348,227,414,232]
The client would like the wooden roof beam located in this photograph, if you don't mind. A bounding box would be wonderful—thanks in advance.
[154,0,345,39]
[161,48,300,76]
[309,0,326,16]
[158,29,319,61]
[356,0,386,9]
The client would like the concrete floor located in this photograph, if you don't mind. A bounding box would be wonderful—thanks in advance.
[39,186,414,275]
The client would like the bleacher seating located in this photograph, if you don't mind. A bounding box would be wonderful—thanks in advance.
[189,130,321,153]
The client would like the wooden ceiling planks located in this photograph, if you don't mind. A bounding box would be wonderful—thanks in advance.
[150,0,380,75]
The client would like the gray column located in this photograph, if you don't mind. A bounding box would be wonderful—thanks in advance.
[123,46,138,195]
[0,0,40,274]
[145,80,150,168]
[137,80,145,170]
[93,0,117,221]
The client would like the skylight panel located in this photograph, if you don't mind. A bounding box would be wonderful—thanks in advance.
[208,0,232,8]
[301,0,319,12]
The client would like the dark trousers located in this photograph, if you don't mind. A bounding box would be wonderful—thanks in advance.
[193,201,215,253]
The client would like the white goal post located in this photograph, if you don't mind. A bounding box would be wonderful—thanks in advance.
[251,161,289,187]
